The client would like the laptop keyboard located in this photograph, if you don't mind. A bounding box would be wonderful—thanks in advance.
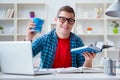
[34,68,55,75]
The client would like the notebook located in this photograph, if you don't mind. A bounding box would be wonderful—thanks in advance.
[0,41,54,75]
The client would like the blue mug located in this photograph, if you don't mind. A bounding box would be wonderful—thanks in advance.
[31,18,44,33]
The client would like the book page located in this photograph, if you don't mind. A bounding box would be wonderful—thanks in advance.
[52,67,103,73]
[9,9,14,18]
[5,9,11,18]
[55,67,83,73]
[95,41,103,49]
[78,67,103,73]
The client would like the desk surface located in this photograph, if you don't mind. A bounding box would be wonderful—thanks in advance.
[0,72,120,80]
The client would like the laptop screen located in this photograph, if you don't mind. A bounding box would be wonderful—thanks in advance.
[0,41,35,75]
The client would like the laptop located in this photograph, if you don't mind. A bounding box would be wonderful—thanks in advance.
[0,41,54,75]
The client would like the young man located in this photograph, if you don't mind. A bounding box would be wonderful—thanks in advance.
[25,5,96,68]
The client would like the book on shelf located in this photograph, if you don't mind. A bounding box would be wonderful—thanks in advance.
[9,9,14,18]
[71,41,113,54]
[5,8,14,18]
[5,9,11,18]
[54,67,103,73]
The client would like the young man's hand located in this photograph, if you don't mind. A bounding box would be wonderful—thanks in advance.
[82,52,96,67]
[25,20,36,41]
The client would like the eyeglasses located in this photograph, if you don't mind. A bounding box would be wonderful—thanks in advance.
[57,16,75,25]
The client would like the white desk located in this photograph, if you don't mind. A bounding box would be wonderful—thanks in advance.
[0,72,120,80]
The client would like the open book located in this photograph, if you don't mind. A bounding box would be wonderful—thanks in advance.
[71,42,113,54]
[54,67,103,73]
[36,67,103,74]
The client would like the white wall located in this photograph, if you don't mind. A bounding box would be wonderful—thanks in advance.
[0,0,114,26]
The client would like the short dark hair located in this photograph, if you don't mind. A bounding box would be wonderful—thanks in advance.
[57,5,75,17]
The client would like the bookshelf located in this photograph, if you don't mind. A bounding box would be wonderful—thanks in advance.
[0,3,47,41]
[75,3,120,65]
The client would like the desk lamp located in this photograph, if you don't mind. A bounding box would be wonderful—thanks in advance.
[105,0,120,17]
[105,0,120,68]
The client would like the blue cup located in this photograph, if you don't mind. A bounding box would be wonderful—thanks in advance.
[31,18,44,33]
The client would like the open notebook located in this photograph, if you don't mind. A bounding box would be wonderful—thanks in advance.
[0,41,54,75]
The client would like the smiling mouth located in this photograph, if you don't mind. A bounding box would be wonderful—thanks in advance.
[62,26,69,29]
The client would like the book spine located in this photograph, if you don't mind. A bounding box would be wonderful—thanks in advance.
[9,9,14,18]
[5,9,11,18]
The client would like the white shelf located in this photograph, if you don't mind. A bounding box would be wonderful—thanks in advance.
[76,18,104,20]
[75,3,120,65]
[0,3,47,41]
[0,3,14,19]
[17,3,46,19]
[78,34,104,36]
[75,3,104,19]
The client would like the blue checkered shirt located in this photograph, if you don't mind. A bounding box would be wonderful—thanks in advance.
[32,29,85,68]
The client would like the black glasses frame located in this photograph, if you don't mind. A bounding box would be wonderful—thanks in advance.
[58,16,75,25]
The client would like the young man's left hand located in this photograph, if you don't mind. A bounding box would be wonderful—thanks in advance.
[82,52,96,67]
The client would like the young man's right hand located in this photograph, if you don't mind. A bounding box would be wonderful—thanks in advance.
[25,20,36,41]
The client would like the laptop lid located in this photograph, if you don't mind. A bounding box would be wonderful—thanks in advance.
[0,41,35,75]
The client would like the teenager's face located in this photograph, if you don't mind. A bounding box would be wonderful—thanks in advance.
[55,11,75,36]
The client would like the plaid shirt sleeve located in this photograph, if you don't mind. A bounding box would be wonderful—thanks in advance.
[31,30,57,68]
[32,35,45,57]
[75,37,85,67]
[70,33,85,67]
